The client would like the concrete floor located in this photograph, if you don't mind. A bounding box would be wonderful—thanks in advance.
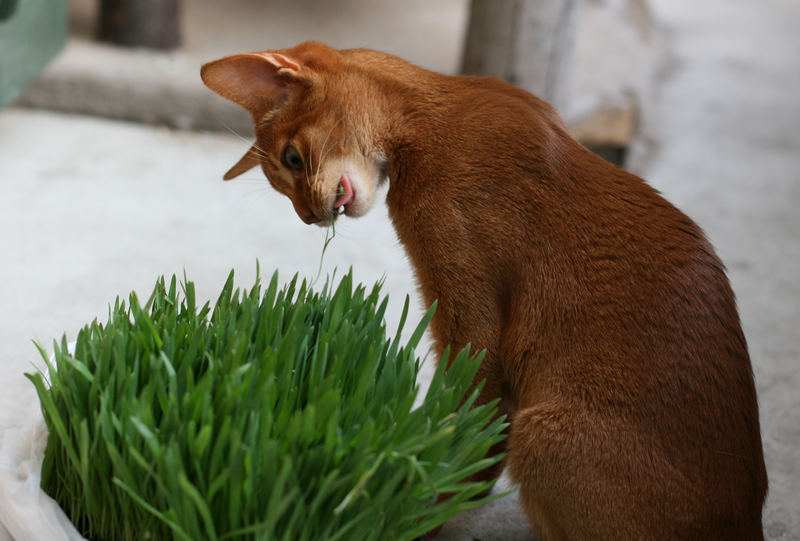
[645,1,800,537]
[1,0,798,539]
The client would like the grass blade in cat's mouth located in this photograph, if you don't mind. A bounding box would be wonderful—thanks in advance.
[334,175,355,213]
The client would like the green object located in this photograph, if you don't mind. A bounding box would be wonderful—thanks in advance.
[27,269,507,541]
[0,0,67,108]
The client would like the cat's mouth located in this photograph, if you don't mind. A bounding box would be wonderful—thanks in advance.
[333,175,355,214]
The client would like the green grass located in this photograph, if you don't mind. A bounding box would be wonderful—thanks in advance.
[27,269,506,541]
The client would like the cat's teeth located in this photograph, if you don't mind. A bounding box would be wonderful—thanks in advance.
[333,175,355,210]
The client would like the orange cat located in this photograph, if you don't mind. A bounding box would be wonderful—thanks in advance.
[202,41,767,540]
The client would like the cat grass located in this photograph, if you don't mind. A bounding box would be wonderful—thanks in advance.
[26,269,506,541]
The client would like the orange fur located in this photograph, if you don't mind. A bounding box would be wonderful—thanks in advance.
[202,41,767,540]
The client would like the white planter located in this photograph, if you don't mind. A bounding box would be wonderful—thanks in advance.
[0,343,86,541]
[0,397,86,541]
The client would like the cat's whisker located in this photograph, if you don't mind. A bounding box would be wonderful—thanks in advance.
[216,118,273,163]
[240,187,270,199]
[306,137,315,187]
[229,176,270,188]
[247,144,270,160]
[211,112,266,154]
[234,177,270,186]
[229,184,273,208]
[314,114,346,189]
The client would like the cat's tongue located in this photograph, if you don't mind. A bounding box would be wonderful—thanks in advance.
[334,175,355,210]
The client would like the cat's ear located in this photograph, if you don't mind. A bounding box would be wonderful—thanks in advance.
[201,52,305,115]
[223,144,261,181]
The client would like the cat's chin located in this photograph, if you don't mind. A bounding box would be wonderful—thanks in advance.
[340,189,376,219]
[314,203,370,228]
[311,197,373,228]
[312,159,381,225]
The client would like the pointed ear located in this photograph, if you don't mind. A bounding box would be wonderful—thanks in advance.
[223,145,261,180]
[201,52,304,115]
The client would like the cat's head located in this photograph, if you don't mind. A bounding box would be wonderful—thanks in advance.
[201,41,386,226]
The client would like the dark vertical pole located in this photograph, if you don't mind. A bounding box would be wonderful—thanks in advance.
[0,0,19,21]
[97,0,181,50]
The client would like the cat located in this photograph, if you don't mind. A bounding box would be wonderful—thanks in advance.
[201,41,767,540]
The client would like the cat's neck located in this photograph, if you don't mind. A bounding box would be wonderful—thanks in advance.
[375,71,577,232]
[370,74,571,337]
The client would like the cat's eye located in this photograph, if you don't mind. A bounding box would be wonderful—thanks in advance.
[282,145,304,172]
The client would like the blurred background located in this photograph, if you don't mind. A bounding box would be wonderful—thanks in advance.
[1,0,797,539]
